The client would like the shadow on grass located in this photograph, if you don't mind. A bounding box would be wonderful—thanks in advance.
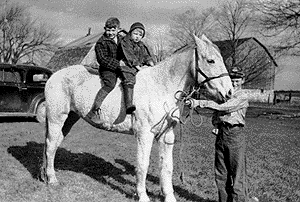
[0,117,37,123]
[7,141,215,202]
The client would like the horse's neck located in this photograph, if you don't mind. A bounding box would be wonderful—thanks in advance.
[148,50,193,95]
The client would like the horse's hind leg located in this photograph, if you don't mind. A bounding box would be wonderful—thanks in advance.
[159,129,176,202]
[41,101,78,184]
[41,112,68,184]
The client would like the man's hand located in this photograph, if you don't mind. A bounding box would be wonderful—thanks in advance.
[198,100,208,108]
[185,99,209,108]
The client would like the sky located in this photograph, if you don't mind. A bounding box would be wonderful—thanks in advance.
[10,0,222,44]
[5,0,300,90]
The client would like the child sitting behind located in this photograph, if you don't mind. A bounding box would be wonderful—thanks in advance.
[117,22,154,114]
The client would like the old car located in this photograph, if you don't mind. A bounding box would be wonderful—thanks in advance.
[0,63,52,123]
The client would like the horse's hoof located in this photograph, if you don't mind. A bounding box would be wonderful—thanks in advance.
[137,193,150,202]
[164,194,176,202]
[48,180,60,187]
[138,199,150,202]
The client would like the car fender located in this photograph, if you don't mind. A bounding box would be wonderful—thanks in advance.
[29,93,45,114]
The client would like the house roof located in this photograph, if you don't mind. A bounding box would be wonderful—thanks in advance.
[46,30,155,71]
[63,32,103,49]
[46,46,91,71]
[213,37,278,67]
[46,32,103,71]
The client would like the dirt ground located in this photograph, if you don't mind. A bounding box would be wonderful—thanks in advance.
[0,106,299,202]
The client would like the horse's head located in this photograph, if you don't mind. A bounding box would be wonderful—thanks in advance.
[192,34,233,103]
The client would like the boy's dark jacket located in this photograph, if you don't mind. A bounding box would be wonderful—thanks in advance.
[117,34,153,68]
[94,34,122,71]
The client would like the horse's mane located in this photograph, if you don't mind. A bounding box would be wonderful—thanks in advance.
[172,39,221,55]
[173,42,195,54]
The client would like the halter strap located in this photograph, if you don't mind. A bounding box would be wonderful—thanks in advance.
[194,47,229,85]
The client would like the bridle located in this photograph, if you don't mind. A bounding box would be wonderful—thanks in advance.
[194,47,229,86]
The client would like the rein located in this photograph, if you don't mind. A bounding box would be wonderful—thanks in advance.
[152,86,204,144]
[173,86,203,127]
[174,87,205,185]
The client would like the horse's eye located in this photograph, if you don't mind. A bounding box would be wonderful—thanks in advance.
[207,59,215,64]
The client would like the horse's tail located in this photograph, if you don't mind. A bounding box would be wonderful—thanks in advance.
[40,106,49,182]
[44,107,49,139]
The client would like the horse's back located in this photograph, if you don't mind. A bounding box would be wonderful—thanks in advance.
[45,65,96,115]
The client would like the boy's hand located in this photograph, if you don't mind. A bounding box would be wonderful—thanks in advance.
[135,65,142,71]
[120,60,126,66]
[148,61,154,67]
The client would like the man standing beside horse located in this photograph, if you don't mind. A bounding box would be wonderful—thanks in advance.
[189,67,259,202]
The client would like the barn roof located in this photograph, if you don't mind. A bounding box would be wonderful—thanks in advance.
[213,37,278,67]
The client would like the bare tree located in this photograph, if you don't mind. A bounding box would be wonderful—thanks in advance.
[0,2,61,65]
[215,0,253,68]
[234,41,278,89]
[147,34,170,63]
[214,0,279,89]
[168,7,219,49]
[256,0,300,55]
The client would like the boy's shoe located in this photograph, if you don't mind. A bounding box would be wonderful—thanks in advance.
[86,88,110,121]
[86,107,103,121]
[249,196,259,202]
[126,105,136,114]
[212,128,219,136]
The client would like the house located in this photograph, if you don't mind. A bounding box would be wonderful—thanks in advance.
[46,31,102,72]
[213,37,278,90]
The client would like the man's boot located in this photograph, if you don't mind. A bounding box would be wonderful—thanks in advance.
[123,86,136,114]
[86,88,110,119]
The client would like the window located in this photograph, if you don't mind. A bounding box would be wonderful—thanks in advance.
[27,70,50,83]
[0,68,21,83]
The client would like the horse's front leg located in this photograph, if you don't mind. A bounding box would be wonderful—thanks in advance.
[159,129,176,202]
[136,129,154,202]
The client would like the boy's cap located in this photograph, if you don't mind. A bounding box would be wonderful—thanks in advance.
[229,67,245,78]
[129,22,145,38]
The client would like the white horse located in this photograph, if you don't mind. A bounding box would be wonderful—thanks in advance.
[41,34,233,202]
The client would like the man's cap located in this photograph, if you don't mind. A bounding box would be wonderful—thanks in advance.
[229,67,245,79]
[129,22,145,38]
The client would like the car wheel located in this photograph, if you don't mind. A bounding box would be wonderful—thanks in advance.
[36,101,46,123]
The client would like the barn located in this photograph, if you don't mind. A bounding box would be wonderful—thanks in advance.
[213,37,278,90]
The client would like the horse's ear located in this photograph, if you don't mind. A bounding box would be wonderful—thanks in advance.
[194,34,207,54]
[201,34,212,44]
[192,34,197,42]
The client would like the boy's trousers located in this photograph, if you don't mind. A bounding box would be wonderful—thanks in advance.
[215,123,248,202]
